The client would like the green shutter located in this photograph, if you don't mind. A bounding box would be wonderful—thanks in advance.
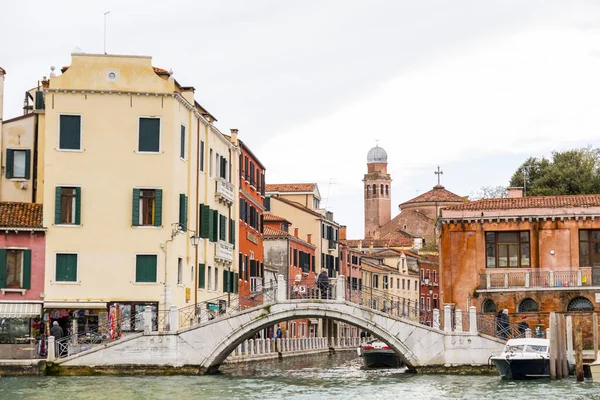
[56,254,77,282]
[5,150,13,179]
[55,187,62,225]
[136,255,157,282]
[229,219,236,246]
[219,214,226,241]
[75,187,81,225]
[180,125,185,159]
[233,272,239,293]
[223,269,229,292]
[154,189,163,226]
[179,194,188,230]
[200,204,210,238]
[138,118,160,152]
[228,271,235,293]
[22,249,31,290]
[24,150,31,180]
[59,115,81,150]
[132,189,140,226]
[211,209,219,242]
[199,263,206,288]
[0,249,6,288]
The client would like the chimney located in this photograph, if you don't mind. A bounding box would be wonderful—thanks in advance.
[307,234,312,244]
[339,226,347,241]
[230,128,239,144]
[294,228,299,238]
[507,187,524,198]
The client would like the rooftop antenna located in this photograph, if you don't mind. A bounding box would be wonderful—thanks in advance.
[324,178,335,209]
[104,11,111,54]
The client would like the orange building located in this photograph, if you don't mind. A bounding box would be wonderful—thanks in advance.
[237,139,266,304]
[439,189,600,343]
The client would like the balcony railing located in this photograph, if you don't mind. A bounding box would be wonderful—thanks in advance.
[215,241,234,264]
[478,268,594,290]
[215,178,234,205]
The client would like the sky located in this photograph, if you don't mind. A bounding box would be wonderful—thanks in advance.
[1,1,600,239]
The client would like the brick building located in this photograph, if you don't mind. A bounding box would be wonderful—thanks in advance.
[439,189,600,344]
[237,139,266,304]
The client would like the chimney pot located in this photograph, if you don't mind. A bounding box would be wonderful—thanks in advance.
[294,228,299,238]
[307,234,312,244]
[507,187,524,198]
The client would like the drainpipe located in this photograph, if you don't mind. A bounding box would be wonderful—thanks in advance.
[194,116,200,315]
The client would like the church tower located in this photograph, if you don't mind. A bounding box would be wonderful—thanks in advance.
[363,145,391,238]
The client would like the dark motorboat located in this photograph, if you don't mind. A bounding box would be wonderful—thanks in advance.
[357,340,403,368]
[490,338,550,380]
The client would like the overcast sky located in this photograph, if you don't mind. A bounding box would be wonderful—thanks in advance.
[2,1,600,239]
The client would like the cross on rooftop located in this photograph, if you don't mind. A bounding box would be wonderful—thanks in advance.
[434,165,443,185]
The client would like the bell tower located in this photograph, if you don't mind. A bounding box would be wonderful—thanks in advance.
[363,144,391,238]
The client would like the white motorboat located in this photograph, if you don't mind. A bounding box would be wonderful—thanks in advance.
[357,339,403,368]
[490,338,550,380]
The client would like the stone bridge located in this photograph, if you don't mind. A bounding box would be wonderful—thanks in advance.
[55,276,505,373]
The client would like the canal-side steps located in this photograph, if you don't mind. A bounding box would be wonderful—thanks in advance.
[46,275,506,374]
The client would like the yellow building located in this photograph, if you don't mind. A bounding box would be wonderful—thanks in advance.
[265,183,341,277]
[0,54,239,327]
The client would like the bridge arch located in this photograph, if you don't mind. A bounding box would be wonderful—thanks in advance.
[189,301,443,374]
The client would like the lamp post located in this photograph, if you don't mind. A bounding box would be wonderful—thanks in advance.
[170,223,201,319]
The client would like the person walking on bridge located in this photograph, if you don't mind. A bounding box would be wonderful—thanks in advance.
[317,269,330,299]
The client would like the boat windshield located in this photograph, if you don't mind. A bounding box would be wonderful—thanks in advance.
[505,345,524,352]
[526,345,548,353]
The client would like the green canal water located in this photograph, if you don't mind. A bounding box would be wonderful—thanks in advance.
[1,352,598,400]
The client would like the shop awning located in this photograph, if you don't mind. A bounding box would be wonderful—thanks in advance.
[44,302,107,309]
[0,303,42,318]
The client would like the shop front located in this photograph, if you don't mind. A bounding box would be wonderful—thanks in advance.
[0,302,43,359]
[107,301,159,332]
[43,302,108,340]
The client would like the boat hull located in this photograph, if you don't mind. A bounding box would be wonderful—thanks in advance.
[491,358,550,380]
[361,349,403,368]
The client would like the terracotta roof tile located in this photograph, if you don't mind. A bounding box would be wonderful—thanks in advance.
[401,185,465,206]
[444,194,600,212]
[0,202,44,229]
[263,225,290,237]
[265,183,316,193]
[345,237,414,248]
[271,197,323,218]
[263,213,289,223]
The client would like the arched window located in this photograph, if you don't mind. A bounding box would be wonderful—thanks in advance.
[366,185,370,196]
[373,184,377,195]
[518,298,539,312]
[385,185,389,195]
[380,184,384,195]
[482,299,497,313]
[567,296,594,312]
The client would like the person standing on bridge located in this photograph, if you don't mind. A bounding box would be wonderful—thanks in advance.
[317,269,329,299]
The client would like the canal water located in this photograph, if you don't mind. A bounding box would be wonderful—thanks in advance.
[0,352,598,400]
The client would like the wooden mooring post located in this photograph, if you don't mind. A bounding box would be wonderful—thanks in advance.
[594,313,598,361]
[549,312,557,380]
[559,314,568,379]
[574,315,584,382]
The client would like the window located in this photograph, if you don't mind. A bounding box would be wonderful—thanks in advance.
[200,140,205,172]
[138,117,160,153]
[179,194,188,230]
[209,149,213,176]
[180,125,186,159]
[177,258,183,285]
[567,296,594,312]
[380,184,383,195]
[132,189,162,227]
[402,279,405,290]
[433,270,437,283]
[579,230,600,268]
[482,299,497,313]
[373,184,377,195]
[215,267,219,292]
[5,149,30,179]
[485,231,530,268]
[383,276,388,289]
[55,187,81,225]
[397,278,400,289]
[59,115,82,150]
[385,185,389,195]
[426,297,431,311]
[367,186,370,196]
[56,253,78,282]
[1,249,31,289]
[373,275,379,288]
[313,198,320,209]
[208,266,212,290]
[518,298,539,312]
[407,280,411,291]
[433,295,439,309]
[135,255,157,283]
[420,296,424,309]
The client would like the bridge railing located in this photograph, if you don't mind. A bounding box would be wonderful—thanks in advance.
[287,277,337,300]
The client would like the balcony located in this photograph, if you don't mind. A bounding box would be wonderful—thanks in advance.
[215,178,234,206]
[478,268,596,291]
[215,241,233,264]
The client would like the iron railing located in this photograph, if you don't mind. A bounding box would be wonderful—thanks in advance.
[54,313,144,359]
[476,312,527,340]
[288,277,336,300]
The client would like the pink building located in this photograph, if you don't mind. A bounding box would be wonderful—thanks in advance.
[0,202,45,358]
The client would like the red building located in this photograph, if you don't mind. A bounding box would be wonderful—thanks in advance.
[0,202,45,358]
[419,254,439,324]
[263,214,317,337]
[237,139,266,305]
